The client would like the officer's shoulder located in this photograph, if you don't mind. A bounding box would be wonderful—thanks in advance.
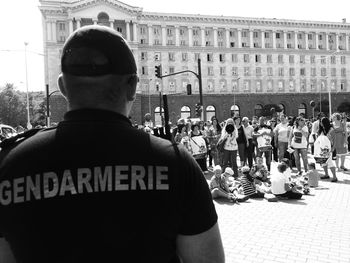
[0,126,56,151]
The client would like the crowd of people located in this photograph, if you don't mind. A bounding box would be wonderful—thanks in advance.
[143,111,350,202]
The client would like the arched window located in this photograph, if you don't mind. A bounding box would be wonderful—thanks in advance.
[206,105,216,121]
[97,12,110,26]
[180,106,191,120]
[230,105,240,117]
[154,106,164,126]
[254,104,263,117]
[298,103,307,117]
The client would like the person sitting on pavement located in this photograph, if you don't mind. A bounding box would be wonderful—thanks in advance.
[210,165,237,202]
[304,162,320,188]
[270,163,303,200]
[250,156,270,184]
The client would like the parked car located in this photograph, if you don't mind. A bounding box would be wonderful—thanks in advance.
[0,124,17,142]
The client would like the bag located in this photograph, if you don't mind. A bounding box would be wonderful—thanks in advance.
[189,136,207,159]
[216,137,227,152]
[314,134,331,164]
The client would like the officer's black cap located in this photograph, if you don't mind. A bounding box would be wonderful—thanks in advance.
[61,25,137,76]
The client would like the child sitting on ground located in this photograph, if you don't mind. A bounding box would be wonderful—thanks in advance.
[250,157,270,184]
[304,162,320,188]
[270,162,303,200]
[209,165,236,202]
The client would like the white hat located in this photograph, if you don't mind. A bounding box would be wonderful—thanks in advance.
[213,165,222,172]
[224,167,234,176]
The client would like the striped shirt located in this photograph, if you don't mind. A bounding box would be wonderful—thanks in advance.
[240,174,256,196]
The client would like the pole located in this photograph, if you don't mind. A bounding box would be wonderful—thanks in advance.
[328,88,332,117]
[159,91,163,126]
[163,94,171,141]
[46,84,50,127]
[319,87,322,113]
[24,42,32,130]
[197,58,204,120]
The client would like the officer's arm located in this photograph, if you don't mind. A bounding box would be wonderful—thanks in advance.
[176,222,225,263]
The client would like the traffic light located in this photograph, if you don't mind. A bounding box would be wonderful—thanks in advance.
[155,65,162,78]
[186,84,192,95]
[195,103,202,117]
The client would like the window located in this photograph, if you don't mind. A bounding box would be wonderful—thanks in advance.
[167,28,173,36]
[232,54,238,63]
[278,55,283,63]
[206,41,211,46]
[231,105,240,117]
[267,54,272,63]
[232,80,239,92]
[256,81,262,92]
[154,107,164,126]
[242,31,248,37]
[308,34,313,40]
[207,81,214,92]
[300,68,305,76]
[219,80,226,92]
[229,31,235,37]
[154,39,160,45]
[255,54,261,63]
[154,52,161,61]
[205,30,210,36]
[254,104,263,117]
[193,40,199,46]
[154,28,160,35]
[219,54,225,62]
[276,32,281,39]
[289,55,294,63]
[141,66,147,75]
[168,53,175,61]
[220,67,226,76]
[298,104,306,116]
[141,52,147,60]
[244,81,250,92]
[180,106,191,119]
[207,53,213,62]
[321,57,326,64]
[180,28,185,36]
[181,53,188,62]
[341,68,346,77]
[169,81,176,92]
[287,43,292,49]
[167,40,174,45]
[140,39,146,44]
[140,27,146,34]
[253,31,259,38]
[207,66,214,76]
[340,82,346,91]
[300,55,305,63]
[287,33,292,39]
[278,68,284,76]
[243,54,250,63]
[310,80,316,91]
[242,42,248,47]
[218,41,224,47]
[318,35,322,40]
[192,29,199,36]
[232,67,238,76]
[331,56,336,64]
[206,106,216,121]
[264,32,269,38]
[298,33,303,40]
[321,68,327,76]
[289,80,295,91]
[256,67,262,76]
[244,67,250,76]
[341,56,346,64]
[278,80,284,91]
[230,42,235,47]
[180,40,186,46]
[289,68,295,76]
[300,80,306,92]
[169,67,175,74]
[310,55,315,63]
[267,67,273,76]
[297,44,302,49]
[59,22,66,31]
[267,80,273,91]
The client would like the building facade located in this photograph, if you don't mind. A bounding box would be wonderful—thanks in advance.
[39,0,350,125]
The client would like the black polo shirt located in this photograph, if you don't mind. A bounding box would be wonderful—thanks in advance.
[0,109,217,263]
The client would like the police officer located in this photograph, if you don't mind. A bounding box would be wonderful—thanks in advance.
[0,25,224,263]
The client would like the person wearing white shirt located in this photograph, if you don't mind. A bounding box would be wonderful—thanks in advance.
[274,114,290,161]
[271,163,302,199]
[242,116,254,168]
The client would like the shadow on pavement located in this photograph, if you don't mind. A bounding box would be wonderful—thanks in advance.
[277,199,307,205]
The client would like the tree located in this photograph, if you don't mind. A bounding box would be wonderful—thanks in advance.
[337,101,350,113]
[0,83,27,127]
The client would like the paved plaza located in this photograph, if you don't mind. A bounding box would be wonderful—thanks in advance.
[209,155,350,263]
[0,156,350,263]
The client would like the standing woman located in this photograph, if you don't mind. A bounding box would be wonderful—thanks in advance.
[288,116,309,175]
[274,114,290,161]
[189,122,208,172]
[219,118,239,177]
[207,117,222,167]
[331,113,349,171]
[269,118,278,162]
[234,116,248,167]
[317,117,338,182]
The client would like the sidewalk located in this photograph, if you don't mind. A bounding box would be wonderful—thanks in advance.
[211,155,350,263]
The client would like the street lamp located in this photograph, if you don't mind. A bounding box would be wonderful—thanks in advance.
[24,42,32,130]
[233,77,240,115]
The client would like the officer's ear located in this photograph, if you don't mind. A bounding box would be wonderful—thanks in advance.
[126,74,138,102]
[58,74,67,99]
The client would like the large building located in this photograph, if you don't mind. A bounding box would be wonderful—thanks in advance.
[39,0,350,125]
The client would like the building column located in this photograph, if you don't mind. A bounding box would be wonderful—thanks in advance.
[294,31,299,49]
[133,22,138,42]
[126,20,130,41]
[261,30,265,49]
[109,19,114,28]
[175,25,180,46]
[213,27,218,48]
[201,27,205,47]
[46,21,52,41]
[326,33,329,50]
[76,18,81,29]
[68,19,74,35]
[51,21,56,42]
[346,34,349,51]
[335,33,339,51]
[272,30,276,49]
[148,24,153,46]
[305,32,309,50]
[315,32,319,50]
[283,31,287,49]
[226,28,230,48]
[188,26,193,47]
[249,29,254,48]
[162,25,166,46]
[237,29,242,48]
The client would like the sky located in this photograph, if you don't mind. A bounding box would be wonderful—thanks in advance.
[0,0,349,92]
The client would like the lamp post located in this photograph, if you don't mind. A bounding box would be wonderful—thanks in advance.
[233,77,240,116]
[24,42,32,130]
